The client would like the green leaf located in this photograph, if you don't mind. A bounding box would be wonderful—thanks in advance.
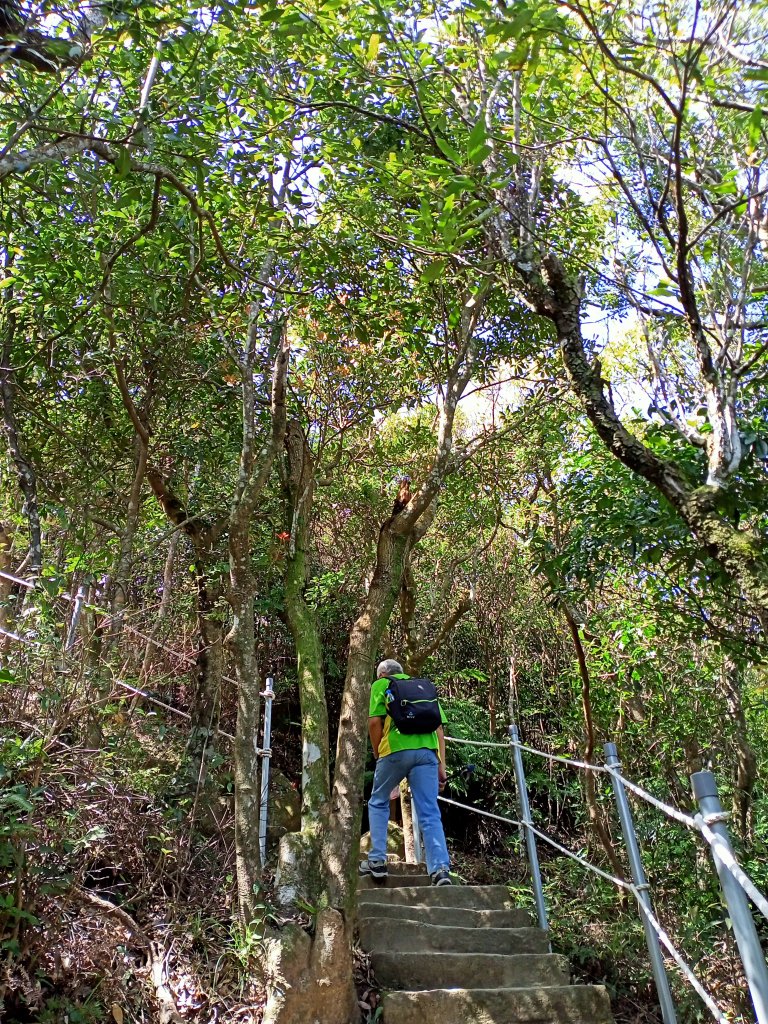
[747,107,763,151]
[367,33,381,62]
[435,137,462,165]
[467,120,487,152]
[1,792,34,812]
[421,259,446,283]
[113,146,132,180]
[468,143,493,166]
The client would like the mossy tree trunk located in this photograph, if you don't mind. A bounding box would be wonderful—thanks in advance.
[511,251,768,629]
[228,320,290,925]
[277,419,332,906]
[326,305,486,909]
[327,522,413,909]
[147,467,226,784]
[721,655,756,841]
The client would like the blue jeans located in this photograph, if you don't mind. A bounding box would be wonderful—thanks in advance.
[368,748,450,875]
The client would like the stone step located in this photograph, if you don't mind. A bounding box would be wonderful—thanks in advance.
[364,903,533,929]
[359,918,549,955]
[359,883,514,909]
[358,873,432,890]
[385,860,426,874]
[382,985,613,1024]
[372,951,570,990]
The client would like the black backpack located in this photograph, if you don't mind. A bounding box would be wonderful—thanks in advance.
[384,675,442,735]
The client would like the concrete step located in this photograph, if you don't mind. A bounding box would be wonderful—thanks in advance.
[382,985,613,1024]
[359,918,549,955]
[364,903,533,929]
[359,883,514,910]
[358,873,432,890]
[372,951,570,990]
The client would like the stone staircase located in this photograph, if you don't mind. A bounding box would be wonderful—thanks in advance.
[358,866,613,1024]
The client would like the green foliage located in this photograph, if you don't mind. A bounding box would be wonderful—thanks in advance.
[2,0,768,1018]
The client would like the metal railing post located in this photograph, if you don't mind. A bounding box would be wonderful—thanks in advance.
[604,743,677,1024]
[411,789,424,865]
[258,677,275,866]
[65,580,89,652]
[692,771,768,1024]
[509,724,549,937]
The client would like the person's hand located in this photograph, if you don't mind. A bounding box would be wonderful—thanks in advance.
[438,765,447,791]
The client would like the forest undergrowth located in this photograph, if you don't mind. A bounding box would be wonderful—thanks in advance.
[0,681,266,1024]
[3,638,767,1024]
[3,0,768,1019]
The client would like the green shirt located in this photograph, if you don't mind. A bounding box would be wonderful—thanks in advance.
[369,674,447,759]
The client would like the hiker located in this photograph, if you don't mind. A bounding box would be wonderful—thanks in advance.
[360,658,452,886]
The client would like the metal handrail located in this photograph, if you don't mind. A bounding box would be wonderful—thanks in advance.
[439,726,768,1024]
[478,733,768,926]
[434,789,725,1023]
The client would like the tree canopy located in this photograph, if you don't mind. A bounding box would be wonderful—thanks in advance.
[2,0,768,1021]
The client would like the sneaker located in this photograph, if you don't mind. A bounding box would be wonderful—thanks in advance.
[431,867,452,886]
[359,858,388,881]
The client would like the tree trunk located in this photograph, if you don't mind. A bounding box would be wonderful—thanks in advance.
[228,324,290,925]
[140,531,179,682]
[0,523,15,645]
[111,358,153,637]
[720,655,756,842]
[146,469,224,784]
[230,559,263,923]
[562,605,626,883]
[261,910,358,1024]
[529,254,768,627]
[326,521,412,909]
[276,420,332,906]
[488,663,496,735]
[186,570,224,785]
[1,301,42,578]
[284,421,330,827]
[111,431,149,631]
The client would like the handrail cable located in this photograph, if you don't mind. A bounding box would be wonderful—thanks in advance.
[448,735,696,827]
[445,735,510,749]
[0,568,36,589]
[510,739,768,924]
[695,813,768,923]
[436,792,727,1024]
[448,733,768,928]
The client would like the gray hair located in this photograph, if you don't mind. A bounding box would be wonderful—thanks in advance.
[377,659,403,677]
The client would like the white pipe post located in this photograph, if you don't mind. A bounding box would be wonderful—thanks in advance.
[605,743,677,1024]
[509,724,549,939]
[258,677,275,866]
[692,771,768,1024]
[65,580,88,651]
[411,788,424,865]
